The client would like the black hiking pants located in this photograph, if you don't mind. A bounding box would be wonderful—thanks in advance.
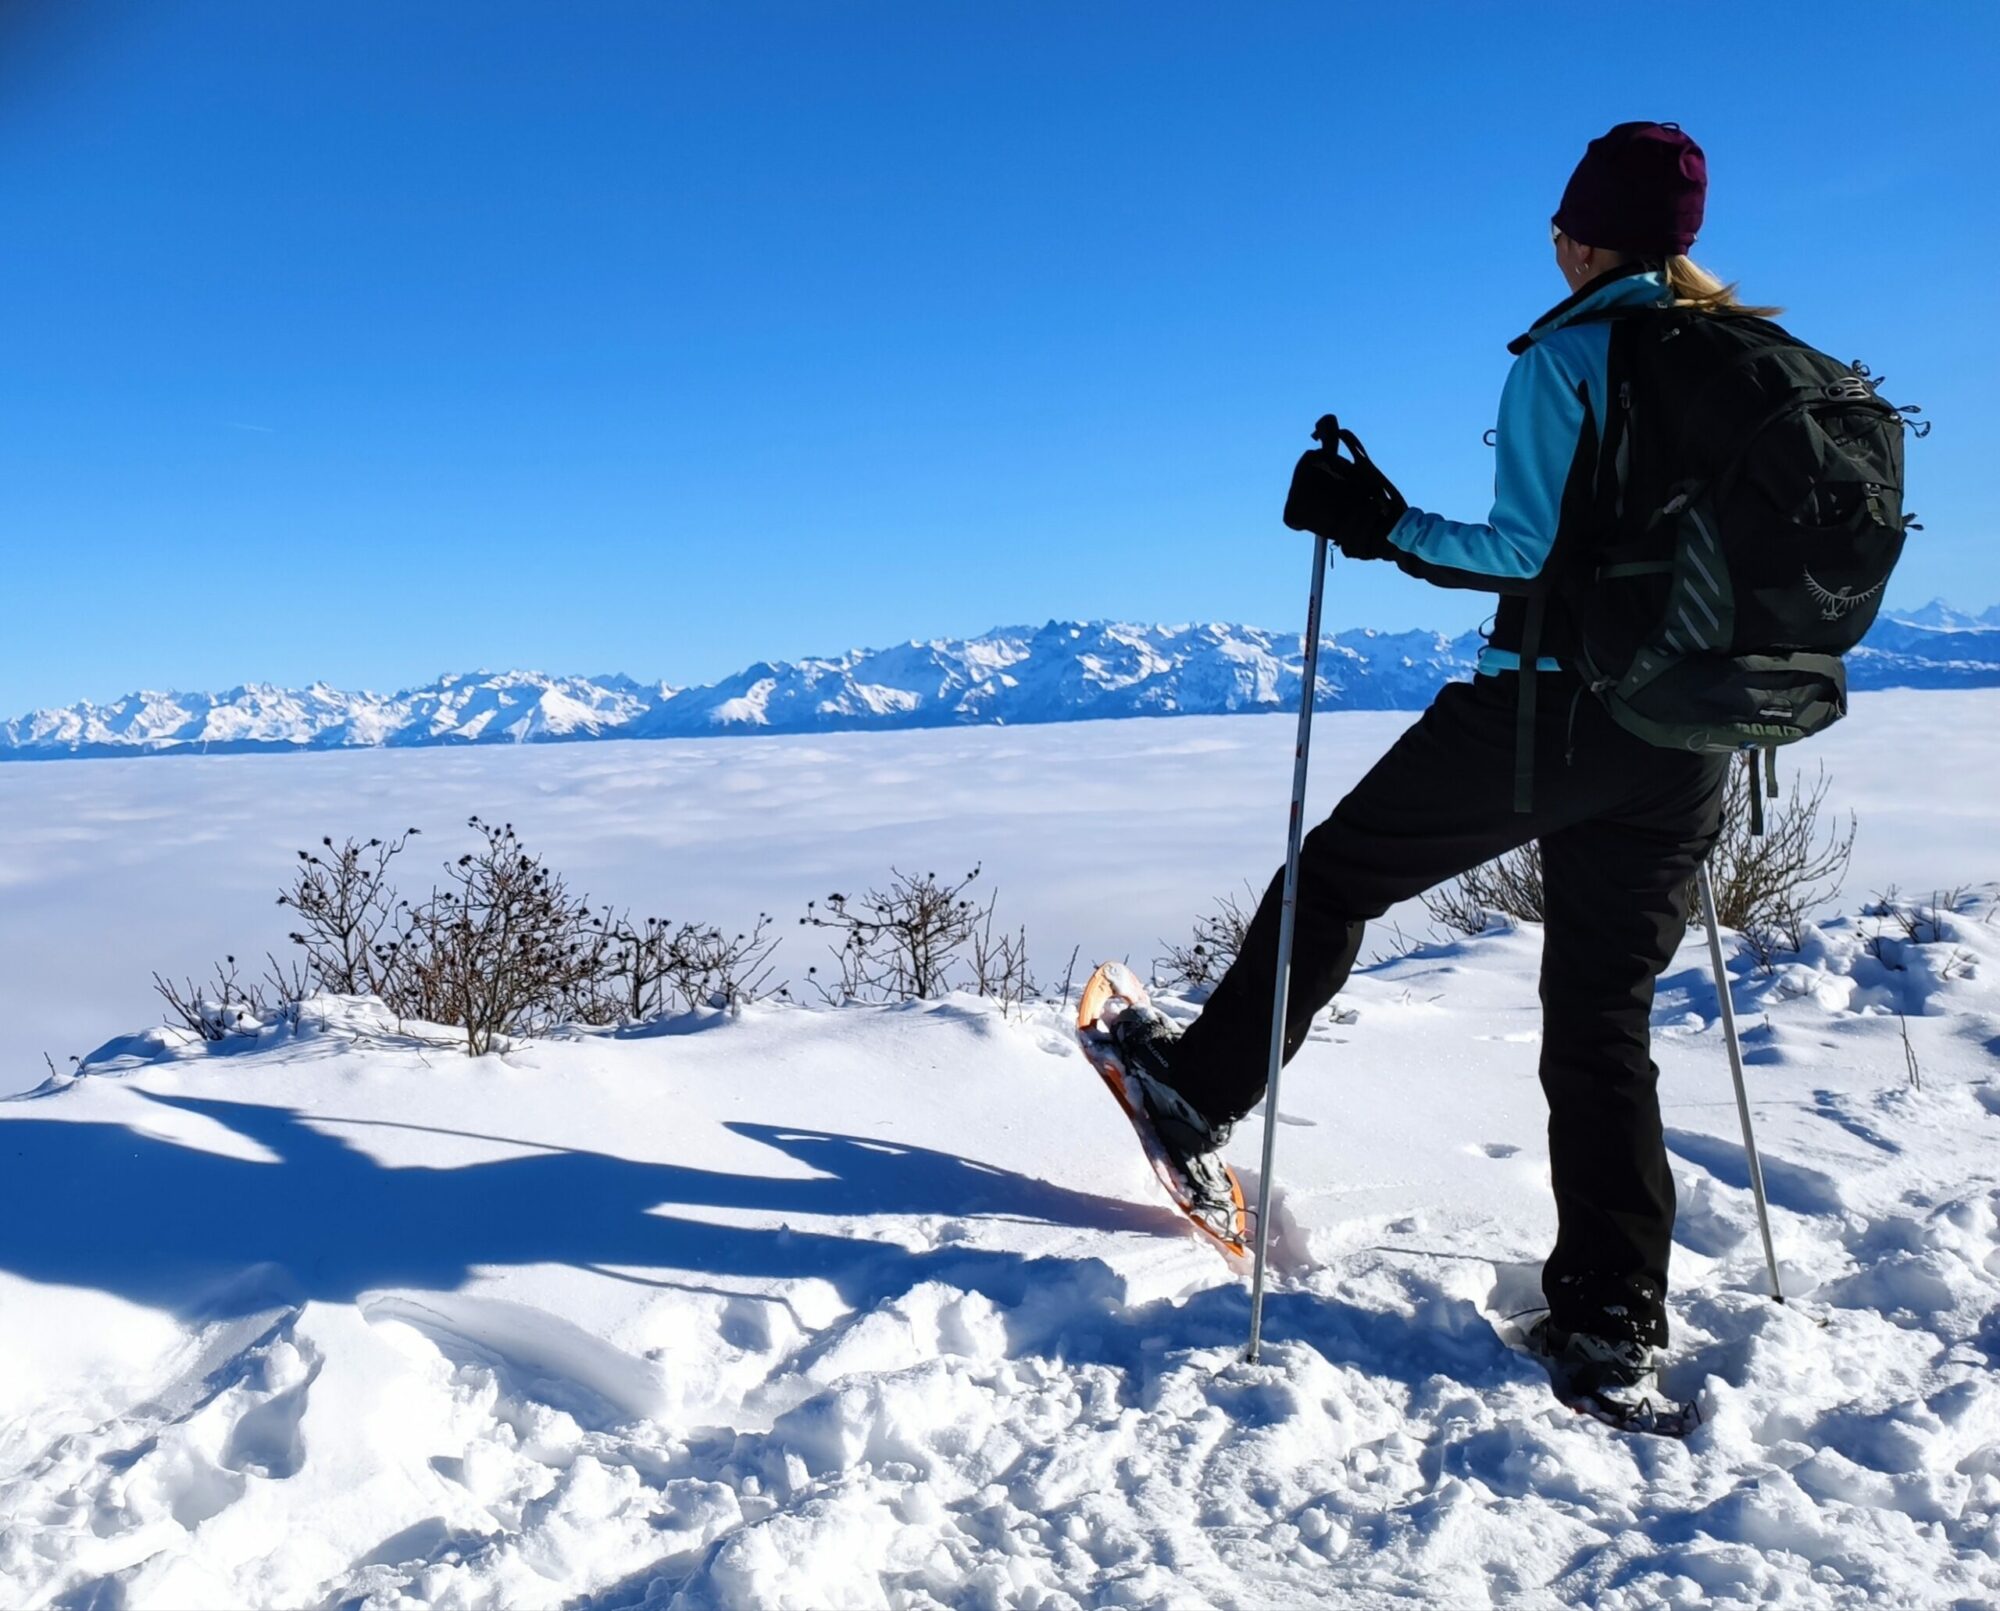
[1170,669,1728,1349]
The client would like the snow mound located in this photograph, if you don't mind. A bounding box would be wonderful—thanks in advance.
[5,896,2000,1607]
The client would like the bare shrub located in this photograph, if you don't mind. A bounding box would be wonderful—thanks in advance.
[1423,843,1544,937]
[970,906,1037,1016]
[377,818,603,1055]
[1154,885,1257,991]
[156,817,793,1055]
[153,953,307,1042]
[1420,762,1855,968]
[278,831,418,995]
[1882,884,1970,946]
[802,866,1027,1005]
[1054,944,1081,1012]
[1863,885,1976,979]
[1696,761,1855,969]
[665,915,783,1011]
[583,911,782,1021]
[261,954,311,1032]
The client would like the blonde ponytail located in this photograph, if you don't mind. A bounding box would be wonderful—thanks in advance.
[1663,255,1783,318]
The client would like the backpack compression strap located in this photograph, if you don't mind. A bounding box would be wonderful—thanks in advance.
[1513,593,1547,814]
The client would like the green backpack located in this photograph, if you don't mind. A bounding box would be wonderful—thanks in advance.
[1540,306,1921,821]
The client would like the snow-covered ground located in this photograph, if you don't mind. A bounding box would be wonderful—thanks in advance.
[6,892,2000,1607]
[3,694,1998,1607]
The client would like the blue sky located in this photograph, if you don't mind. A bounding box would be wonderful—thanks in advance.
[0,1,1993,711]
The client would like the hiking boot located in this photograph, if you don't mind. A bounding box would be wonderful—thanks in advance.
[1105,1004,1238,1220]
[1528,1315,1669,1418]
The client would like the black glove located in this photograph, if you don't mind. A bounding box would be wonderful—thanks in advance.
[1282,415,1407,560]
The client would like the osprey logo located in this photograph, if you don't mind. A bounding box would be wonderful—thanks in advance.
[1822,375,1876,404]
[1803,566,1885,622]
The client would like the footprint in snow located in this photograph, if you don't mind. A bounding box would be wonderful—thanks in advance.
[1810,1088,1903,1155]
[1664,1128,1844,1216]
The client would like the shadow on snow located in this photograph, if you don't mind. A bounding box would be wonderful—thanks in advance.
[0,1091,1530,1394]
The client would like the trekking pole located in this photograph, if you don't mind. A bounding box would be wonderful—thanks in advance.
[1245,418,1344,1365]
[1697,858,1784,1303]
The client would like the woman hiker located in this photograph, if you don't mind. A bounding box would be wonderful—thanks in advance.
[1106,122,1751,1423]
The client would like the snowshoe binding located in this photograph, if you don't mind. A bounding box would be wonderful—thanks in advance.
[1525,1316,1700,1439]
[1075,961,1247,1257]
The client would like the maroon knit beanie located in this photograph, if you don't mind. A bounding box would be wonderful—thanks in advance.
[1553,121,1707,256]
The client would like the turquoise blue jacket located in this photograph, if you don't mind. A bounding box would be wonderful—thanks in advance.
[1383,265,1672,673]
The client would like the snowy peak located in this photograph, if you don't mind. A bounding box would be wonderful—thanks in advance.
[1884,598,2000,632]
[2,671,682,758]
[4,608,1997,759]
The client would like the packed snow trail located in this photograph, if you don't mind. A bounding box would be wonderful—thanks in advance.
[4,895,2000,1607]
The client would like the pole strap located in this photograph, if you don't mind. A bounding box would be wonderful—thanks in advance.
[1512,593,1548,814]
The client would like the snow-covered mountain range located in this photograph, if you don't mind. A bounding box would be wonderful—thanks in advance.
[6,605,1998,759]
